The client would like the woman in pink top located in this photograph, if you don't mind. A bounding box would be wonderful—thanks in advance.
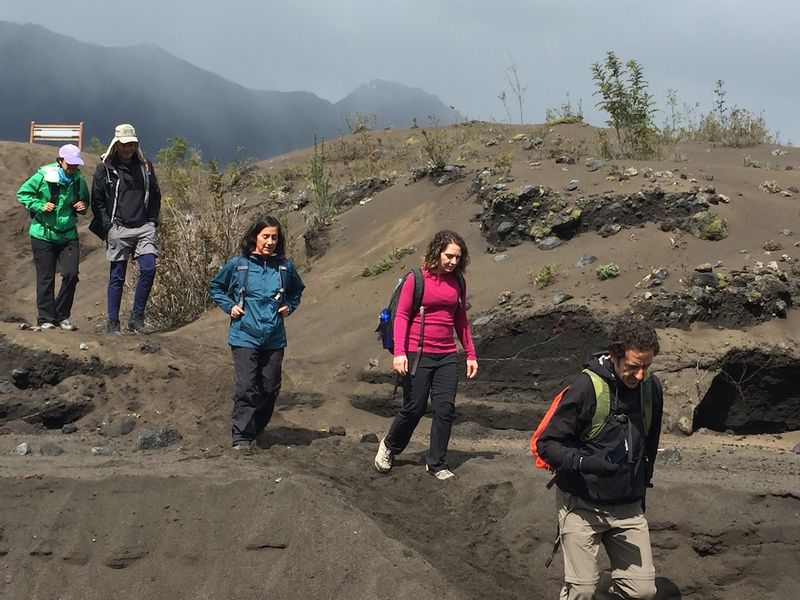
[374,230,478,480]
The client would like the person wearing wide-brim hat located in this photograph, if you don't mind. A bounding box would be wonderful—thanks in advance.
[89,123,161,334]
[17,144,89,331]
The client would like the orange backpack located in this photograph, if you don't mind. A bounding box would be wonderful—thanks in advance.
[530,369,652,472]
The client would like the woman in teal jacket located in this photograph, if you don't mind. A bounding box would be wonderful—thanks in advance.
[16,144,89,330]
[209,216,305,451]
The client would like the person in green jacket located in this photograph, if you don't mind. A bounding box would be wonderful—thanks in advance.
[17,144,89,330]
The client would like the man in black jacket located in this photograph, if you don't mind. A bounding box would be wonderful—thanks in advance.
[90,124,161,334]
[536,316,663,600]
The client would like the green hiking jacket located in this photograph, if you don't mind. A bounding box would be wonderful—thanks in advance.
[17,163,89,243]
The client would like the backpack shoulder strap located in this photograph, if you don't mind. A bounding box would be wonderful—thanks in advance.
[455,272,465,308]
[234,255,249,308]
[410,267,424,315]
[641,374,654,433]
[276,257,289,302]
[582,369,611,440]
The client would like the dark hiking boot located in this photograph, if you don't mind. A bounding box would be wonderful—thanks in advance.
[128,314,146,334]
[107,320,121,334]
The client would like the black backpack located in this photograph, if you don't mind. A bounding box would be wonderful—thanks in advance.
[376,267,464,354]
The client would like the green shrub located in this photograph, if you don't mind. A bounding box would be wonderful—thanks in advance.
[596,263,620,280]
[591,52,660,160]
[700,216,729,241]
[362,246,417,277]
[529,264,557,288]
[546,94,584,126]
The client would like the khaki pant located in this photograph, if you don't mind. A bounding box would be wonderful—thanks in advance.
[556,488,656,600]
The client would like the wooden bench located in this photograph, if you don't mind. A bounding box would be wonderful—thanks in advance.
[29,121,85,149]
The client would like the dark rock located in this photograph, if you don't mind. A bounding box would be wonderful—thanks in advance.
[139,340,161,354]
[328,426,346,436]
[586,159,606,172]
[119,418,137,436]
[0,380,14,394]
[555,155,576,165]
[496,221,515,236]
[135,426,182,450]
[39,443,64,456]
[360,433,379,443]
[61,423,78,434]
[792,442,800,454]
[659,447,682,462]
[537,236,562,250]
[553,293,573,306]
[690,272,719,288]
[564,180,578,192]
[11,368,29,388]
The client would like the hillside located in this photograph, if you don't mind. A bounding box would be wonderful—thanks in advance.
[0,123,799,599]
[0,21,458,162]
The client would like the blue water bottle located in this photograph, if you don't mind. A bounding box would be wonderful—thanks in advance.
[379,309,392,350]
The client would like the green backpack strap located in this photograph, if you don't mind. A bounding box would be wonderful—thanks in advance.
[583,369,610,439]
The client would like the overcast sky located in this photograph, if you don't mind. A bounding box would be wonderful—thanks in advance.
[3,1,798,143]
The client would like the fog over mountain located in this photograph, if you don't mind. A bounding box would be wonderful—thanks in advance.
[0,22,458,161]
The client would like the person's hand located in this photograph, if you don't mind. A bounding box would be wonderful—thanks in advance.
[579,455,620,476]
[44,202,55,212]
[73,200,86,212]
[278,305,290,318]
[230,305,244,319]
[393,355,408,375]
[466,359,478,379]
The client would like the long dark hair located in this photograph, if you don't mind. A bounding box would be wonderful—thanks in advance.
[239,215,286,257]
[422,229,469,276]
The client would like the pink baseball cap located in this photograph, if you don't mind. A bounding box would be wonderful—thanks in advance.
[58,144,84,166]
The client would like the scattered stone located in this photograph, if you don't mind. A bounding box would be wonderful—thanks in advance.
[367,358,379,368]
[493,254,507,263]
[13,443,30,456]
[11,368,29,388]
[139,340,161,354]
[554,155,576,165]
[360,433,379,444]
[564,180,579,192]
[79,343,89,351]
[119,418,137,436]
[328,426,346,436]
[135,426,182,450]
[472,315,493,327]
[61,423,78,434]
[91,446,114,456]
[537,236,562,250]
[659,447,682,462]
[779,229,793,236]
[623,167,639,178]
[771,148,788,156]
[759,180,781,193]
[576,254,597,268]
[695,263,713,273]
[763,240,783,251]
[0,380,14,394]
[497,292,513,305]
[780,190,793,197]
[792,442,800,454]
[586,159,606,172]
[676,416,693,436]
[19,322,30,330]
[552,293,573,306]
[39,443,64,456]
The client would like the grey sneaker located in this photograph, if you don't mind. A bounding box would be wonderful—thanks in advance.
[374,438,394,473]
[232,441,254,455]
[425,465,455,480]
[59,319,77,331]
[40,322,56,330]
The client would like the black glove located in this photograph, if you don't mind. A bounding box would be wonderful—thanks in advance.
[579,455,620,476]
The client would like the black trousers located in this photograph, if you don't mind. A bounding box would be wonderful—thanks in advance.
[385,352,458,471]
[30,237,80,325]
[230,346,284,444]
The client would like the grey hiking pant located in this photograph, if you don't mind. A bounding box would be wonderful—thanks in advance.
[557,488,656,600]
[230,346,283,445]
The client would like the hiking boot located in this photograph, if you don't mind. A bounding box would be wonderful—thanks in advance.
[59,319,77,331]
[107,320,121,334]
[425,465,455,481]
[39,322,56,330]
[128,314,146,334]
[374,438,394,473]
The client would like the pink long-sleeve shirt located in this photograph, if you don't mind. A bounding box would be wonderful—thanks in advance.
[393,269,476,360]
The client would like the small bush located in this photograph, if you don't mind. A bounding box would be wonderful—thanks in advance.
[420,119,453,169]
[362,246,417,277]
[596,263,620,280]
[546,94,584,126]
[493,151,513,176]
[529,264,557,288]
[700,217,729,241]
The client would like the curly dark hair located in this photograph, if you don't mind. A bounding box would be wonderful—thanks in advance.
[239,215,286,256]
[608,314,660,358]
[421,230,470,275]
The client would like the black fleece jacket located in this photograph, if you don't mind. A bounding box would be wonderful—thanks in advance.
[536,354,663,505]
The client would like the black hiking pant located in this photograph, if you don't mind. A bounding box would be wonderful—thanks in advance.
[230,346,284,445]
[385,352,458,471]
[30,237,80,325]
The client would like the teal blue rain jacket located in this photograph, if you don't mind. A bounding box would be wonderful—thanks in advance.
[209,254,305,349]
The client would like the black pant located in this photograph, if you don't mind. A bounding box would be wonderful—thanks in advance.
[385,353,458,471]
[30,237,80,325]
[230,346,284,444]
